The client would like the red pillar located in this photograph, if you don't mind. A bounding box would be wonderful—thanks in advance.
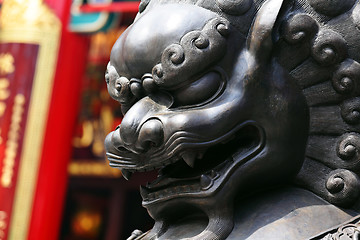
[28,0,90,239]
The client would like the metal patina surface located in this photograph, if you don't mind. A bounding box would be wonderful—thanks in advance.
[104,0,360,239]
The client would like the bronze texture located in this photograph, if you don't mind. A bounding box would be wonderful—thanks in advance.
[105,0,360,239]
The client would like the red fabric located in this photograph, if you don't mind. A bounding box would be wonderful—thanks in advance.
[0,43,39,240]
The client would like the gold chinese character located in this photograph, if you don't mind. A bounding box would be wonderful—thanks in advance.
[0,79,10,101]
[0,53,15,75]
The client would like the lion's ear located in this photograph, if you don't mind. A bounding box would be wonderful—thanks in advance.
[247,0,284,62]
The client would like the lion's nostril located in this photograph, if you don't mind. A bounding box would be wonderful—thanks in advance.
[115,80,122,91]
[137,119,164,151]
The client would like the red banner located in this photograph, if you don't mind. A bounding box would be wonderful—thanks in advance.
[0,43,38,240]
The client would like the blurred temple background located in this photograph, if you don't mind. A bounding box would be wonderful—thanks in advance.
[0,0,154,239]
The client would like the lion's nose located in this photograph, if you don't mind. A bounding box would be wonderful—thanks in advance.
[135,119,164,152]
[119,96,166,153]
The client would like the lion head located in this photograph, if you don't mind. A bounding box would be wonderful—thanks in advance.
[104,0,311,239]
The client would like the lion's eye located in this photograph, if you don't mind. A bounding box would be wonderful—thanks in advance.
[171,71,224,108]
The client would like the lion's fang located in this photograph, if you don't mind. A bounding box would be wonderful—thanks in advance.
[121,169,132,180]
[181,151,196,168]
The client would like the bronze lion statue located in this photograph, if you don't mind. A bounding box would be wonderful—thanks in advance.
[104,0,360,239]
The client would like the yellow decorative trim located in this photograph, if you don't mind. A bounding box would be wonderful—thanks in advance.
[0,0,61,239]
[0,0,59,31]
[68,161,122,177]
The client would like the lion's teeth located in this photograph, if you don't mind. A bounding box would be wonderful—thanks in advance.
[197,150,205,160]
[121,169,132,180]
[158,168,165,177]
[200,174,212,189]
[181,151,196,168]
[140,185,150,197]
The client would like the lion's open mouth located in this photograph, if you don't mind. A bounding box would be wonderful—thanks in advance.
[106,123,264,204]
